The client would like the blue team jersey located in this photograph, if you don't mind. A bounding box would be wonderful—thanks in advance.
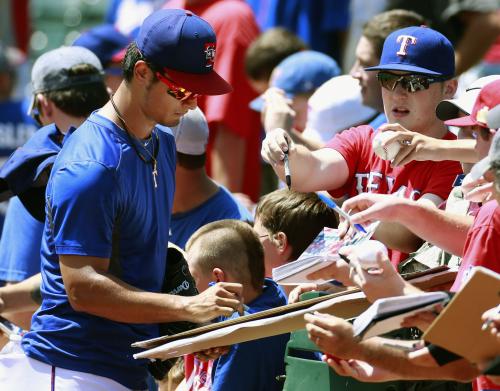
[170,185,253,248]
[22,112,176,390]
[211,278,289,391]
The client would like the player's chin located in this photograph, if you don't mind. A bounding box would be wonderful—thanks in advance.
[161,116,182,128]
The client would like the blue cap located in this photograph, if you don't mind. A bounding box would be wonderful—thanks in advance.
[250,50,341,112]
[136,9,232,95]
[365,26,455,77]
[73,24,131,67]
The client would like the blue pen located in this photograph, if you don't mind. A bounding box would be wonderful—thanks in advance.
[331,202,367,234]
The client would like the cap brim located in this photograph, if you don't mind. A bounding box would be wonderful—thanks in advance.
[487,105,500,129]
[164,67,232,95]
[365,63,443,76]
[470,156,492,181]
[27,95,36,116]
[444,115,476,127]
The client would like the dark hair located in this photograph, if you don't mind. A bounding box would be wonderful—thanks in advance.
[176,152,206,169]
[122,41,161,84]
[186,219,265,290]
[256,189,338,260]
[245,27,307,81]
[362,9,427,58]
[44,63,109,117]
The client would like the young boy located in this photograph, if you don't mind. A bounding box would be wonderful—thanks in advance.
[184,219,289,391]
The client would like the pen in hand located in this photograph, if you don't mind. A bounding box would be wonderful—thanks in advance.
[331,203,367,234]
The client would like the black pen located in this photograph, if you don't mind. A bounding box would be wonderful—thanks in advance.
[284,151,291,190]
[284,136,291,190]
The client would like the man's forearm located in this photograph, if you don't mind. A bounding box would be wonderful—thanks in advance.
[66,268,192,324]
[432,139,478,163]
[393,201,472,256]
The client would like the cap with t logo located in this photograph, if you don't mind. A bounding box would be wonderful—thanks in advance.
[365,26,455,77]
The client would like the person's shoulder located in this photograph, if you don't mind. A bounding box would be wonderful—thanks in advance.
[203,0,255,19]
[56,115,123,170]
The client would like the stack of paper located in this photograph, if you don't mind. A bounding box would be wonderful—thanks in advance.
[353,292,450,340]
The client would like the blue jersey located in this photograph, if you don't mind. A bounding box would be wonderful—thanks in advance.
[22,112,176,390]
[170,185,253,248]
[211,278,289,391]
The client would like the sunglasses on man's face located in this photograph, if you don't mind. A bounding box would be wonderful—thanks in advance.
[472,126,493,142]
[155,72,199,102]
[377,72,445,93]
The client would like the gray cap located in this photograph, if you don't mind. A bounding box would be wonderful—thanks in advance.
[436,75,500,121]
[31,46,104,94]
[470,125,500,180]
[170,107,209,155]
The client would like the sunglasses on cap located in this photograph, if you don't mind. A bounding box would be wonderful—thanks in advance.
[472,126,493,142]
[377,72,445,93]
[155,72,199,102]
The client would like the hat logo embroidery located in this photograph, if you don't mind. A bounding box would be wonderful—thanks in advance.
[204,43,216,68]
[396,35,417,56]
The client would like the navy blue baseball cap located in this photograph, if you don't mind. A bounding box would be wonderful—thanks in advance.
[136,9,232,95]
[365,26,455,77]
[250,50,340,111]
[72,24,131,68]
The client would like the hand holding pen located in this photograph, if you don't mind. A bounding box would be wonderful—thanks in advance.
[329,201,367,234]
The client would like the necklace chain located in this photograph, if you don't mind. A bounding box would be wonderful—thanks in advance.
[110,94,159,188]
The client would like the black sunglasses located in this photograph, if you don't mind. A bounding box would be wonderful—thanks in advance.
[377,72,445,93]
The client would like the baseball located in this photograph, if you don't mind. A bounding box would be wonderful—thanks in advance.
[372,131,401,161]
[353,240,388,269]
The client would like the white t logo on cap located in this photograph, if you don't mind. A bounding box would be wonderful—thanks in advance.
[396,35,417,56]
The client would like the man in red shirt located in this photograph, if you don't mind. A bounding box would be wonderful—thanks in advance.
[163,0,262,202]
[262,26,463,265]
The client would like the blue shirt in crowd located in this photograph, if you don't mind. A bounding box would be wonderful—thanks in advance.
[170,185,253,249]
[22,112,176,390]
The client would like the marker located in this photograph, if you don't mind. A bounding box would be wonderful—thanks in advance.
[284,152,291,190]
[331,203,367,233]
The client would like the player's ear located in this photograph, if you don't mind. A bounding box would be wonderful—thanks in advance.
[443,78,457,98]
[212,267,226,283]
[273,231,288,253]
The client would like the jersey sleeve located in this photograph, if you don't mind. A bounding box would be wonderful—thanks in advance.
[325,125,372,198]
[48,161,120,258]
[420,160,463,201]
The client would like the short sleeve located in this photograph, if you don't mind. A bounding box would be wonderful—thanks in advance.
[325,126,371,197]
[48,161,120,258]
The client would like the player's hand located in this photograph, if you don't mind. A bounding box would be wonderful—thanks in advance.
[184,282,243,323]
[461,175,493,203]
[261,87,295,133]
[378,123,440,167]
[261,127,293,166]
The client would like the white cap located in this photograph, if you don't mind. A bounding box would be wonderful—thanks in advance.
[436,74,500,121]
[302,75,377,143]
[171,107,209,155]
